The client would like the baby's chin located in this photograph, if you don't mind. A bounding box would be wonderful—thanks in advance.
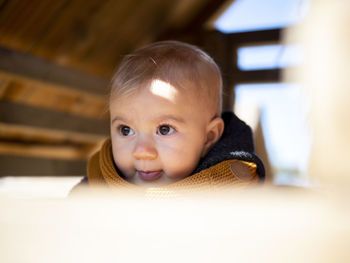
[126,171,187,188]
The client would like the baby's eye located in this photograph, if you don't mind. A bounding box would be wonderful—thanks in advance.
[119,125,135,136]
[157,125,175,136]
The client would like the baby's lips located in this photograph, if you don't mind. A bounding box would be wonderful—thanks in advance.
[137,170,162,181]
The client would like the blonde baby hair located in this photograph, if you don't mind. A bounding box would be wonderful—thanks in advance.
[109,40,223,116]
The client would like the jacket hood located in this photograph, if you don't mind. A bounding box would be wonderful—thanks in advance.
[193,111,265,180]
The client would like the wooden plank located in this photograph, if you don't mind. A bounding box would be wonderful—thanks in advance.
[0,71,108,119]
[79,0,175,74]
[0,122,105,160]
[58,0,139,65]
[163,0,210,29]
[0,142,91,160]
[198,31,236,111]
[0,46,109,95]
[0,0,67,50]
[0,122,105,147]
[0,0,226,76]
[234,69,282,84]
[0,155,86,176]
[229,28,282,45]
[22,0,143,76]
[0,0,9,12]
[0,100,109,135]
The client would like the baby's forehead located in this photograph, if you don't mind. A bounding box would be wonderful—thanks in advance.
[112,77,200,98]
[110,75,219,115]
[113,80,200,104]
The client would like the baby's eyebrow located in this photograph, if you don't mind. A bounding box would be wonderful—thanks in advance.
[111,115,185,124]
[155,115,186,123]
[111,116,127,124]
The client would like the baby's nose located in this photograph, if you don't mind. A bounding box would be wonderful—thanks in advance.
[133,138,158,160]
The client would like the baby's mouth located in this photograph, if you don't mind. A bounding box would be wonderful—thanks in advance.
[137,170,163,181]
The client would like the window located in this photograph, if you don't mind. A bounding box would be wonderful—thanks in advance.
[237,44,303,71]
[215,0,310,33]
[215,0,311,186]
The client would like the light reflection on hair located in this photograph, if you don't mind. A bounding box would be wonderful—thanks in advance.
[149,79,178,102]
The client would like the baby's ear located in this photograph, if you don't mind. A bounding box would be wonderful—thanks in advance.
[201,117,224,157]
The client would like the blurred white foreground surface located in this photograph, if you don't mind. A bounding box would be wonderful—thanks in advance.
[0,177,83,198]
[0,187,349,263]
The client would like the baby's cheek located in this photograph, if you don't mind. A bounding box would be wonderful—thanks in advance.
[112,144,133,168]
[112,140,132,155]
[163,149,200,178]
[113,155,134,179]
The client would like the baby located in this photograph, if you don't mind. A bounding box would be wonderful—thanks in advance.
[72,41,264,193]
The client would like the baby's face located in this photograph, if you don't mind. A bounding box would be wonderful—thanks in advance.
[110,80,211,187]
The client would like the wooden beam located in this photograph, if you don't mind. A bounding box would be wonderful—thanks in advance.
[234,69,282,84]
[0,123,106,145]
[157,0,231,42]
[0,71,108,119]
[0,155,86,176]
[0,142,92,160]
[0,46,109,95]
[0,100,109,135]
[229,28,282,45]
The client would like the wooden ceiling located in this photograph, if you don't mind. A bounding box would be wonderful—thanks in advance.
[0,0,229,77]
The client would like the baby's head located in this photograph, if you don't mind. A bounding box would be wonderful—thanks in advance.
[109,40,224,187]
